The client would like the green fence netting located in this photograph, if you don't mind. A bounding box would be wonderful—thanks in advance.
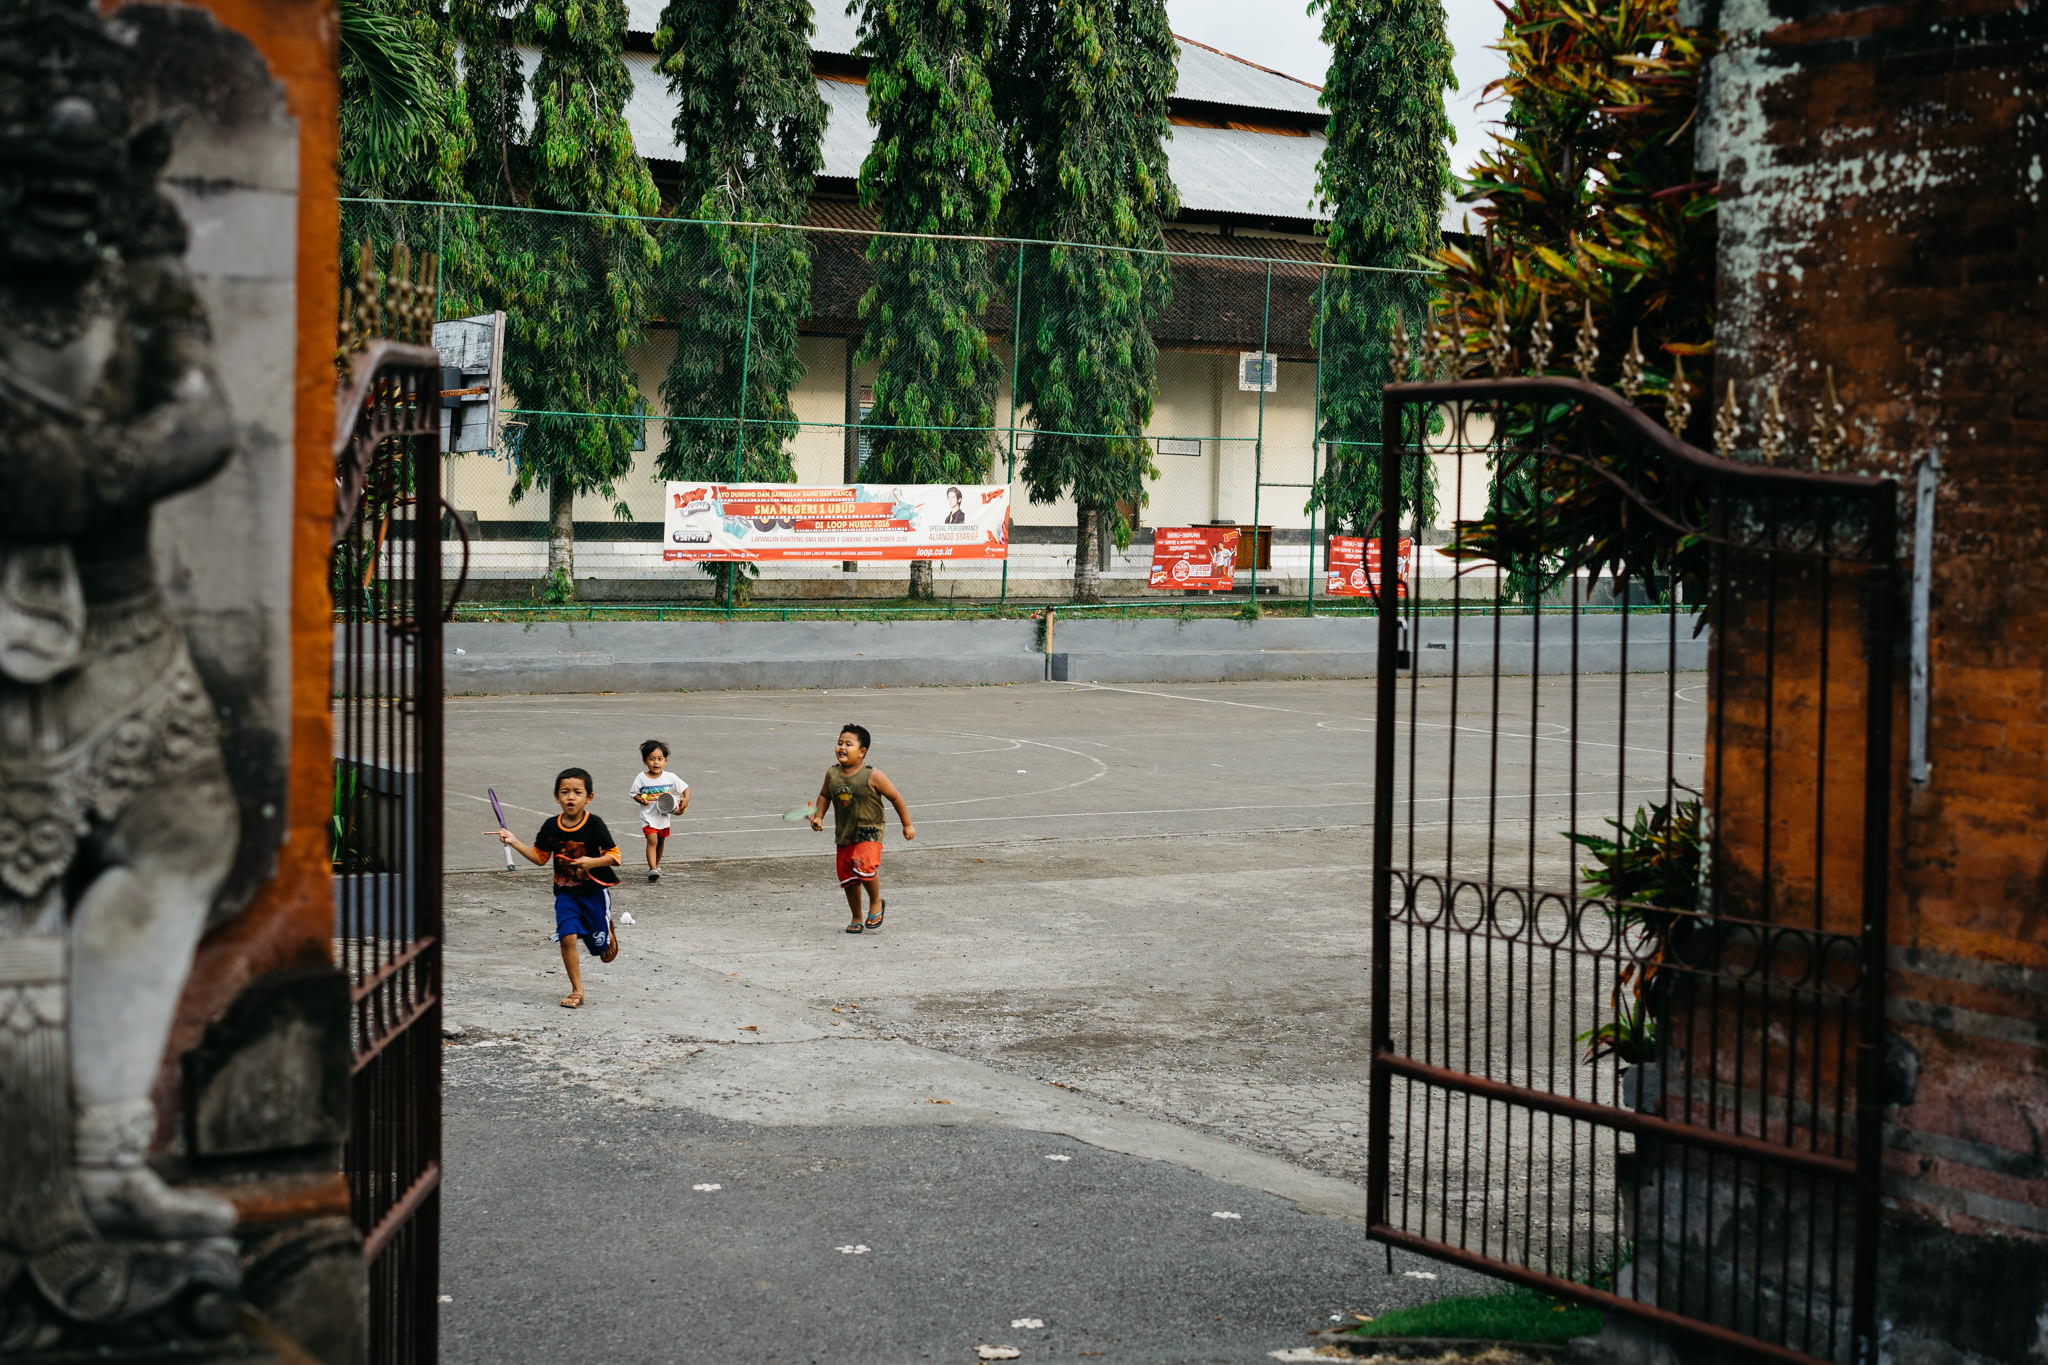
[341,196,1433,603]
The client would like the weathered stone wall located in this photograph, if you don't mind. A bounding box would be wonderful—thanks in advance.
[1692,1,2048,1361]
[113,0,355,1360]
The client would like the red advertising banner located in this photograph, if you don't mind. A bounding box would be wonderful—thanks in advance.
[1326,535,1413,598]
[1148,526,1240,590]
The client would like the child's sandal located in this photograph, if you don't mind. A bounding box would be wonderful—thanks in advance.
[864,900,885,929]
[843,921,863,934]
[559,992,583,1009]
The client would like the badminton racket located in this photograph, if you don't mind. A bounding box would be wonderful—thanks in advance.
[487,788,515,870]
[782,801,819,823]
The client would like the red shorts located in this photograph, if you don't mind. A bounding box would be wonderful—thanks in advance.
[836,841,881,885]
[641,825,668,838]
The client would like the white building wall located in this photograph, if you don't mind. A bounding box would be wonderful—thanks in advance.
[449,330,1386,593]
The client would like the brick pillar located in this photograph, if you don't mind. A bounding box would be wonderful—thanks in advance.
[1696,2,2048,1360]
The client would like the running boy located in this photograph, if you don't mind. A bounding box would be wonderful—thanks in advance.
[495,768,622,1008]
[627,739,688,882]
[809,723,914,933]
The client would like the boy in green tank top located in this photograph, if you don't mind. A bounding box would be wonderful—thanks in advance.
[808,723,915,932]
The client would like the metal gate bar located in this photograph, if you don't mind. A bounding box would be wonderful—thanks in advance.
[1367,377,1894,1365]
[334,337,447,1365]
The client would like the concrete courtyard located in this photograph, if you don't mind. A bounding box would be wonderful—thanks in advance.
[437,675,1705,1362]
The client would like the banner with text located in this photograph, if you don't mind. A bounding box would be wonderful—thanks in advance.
[663,483,1010,562]
[1148,526,1241,590]
[1326,536,1414,598]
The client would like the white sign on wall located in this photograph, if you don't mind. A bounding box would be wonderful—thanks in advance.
[1237,352,1278,392]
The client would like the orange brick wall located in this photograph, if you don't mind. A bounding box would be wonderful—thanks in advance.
[1702,0,2048,1357]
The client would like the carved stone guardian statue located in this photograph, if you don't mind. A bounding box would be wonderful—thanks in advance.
[0,0,244,1344]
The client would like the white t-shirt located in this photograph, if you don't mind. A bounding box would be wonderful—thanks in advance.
[628,770,688,830]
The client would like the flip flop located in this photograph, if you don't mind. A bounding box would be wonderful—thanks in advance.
[864,899,886,929]
[601,924,620,963]
[843,921,864,934]
[559,993,583,1009]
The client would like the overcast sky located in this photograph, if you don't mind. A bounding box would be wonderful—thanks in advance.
[1164,0,1509,180]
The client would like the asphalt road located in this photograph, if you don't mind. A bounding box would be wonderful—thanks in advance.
[444,1047,1486,1365]
[437,677,1705,1363]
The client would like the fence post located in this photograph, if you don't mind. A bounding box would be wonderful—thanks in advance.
[433,204,444,321]
[729,223,762,616]
[1001,246,1025,607]
[1307,268,1328,617]
[734,222,761,480]
[1249,261,1270,602]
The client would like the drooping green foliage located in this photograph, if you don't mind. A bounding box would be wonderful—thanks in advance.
[997,0,1177,601]
[653,0,824,599]
[1306,0,1454,537]
[1437,0,1720,601]
[854,0,1011,597]
[454,0,659,595]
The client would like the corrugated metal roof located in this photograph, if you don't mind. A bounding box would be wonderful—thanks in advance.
[1172,36,1324,115]
[624,1,862,53]
[608,54,869,181]
[625,49,1457,233]
[602,52,1329,223]
[620,8,1323,115]
[816,78,871,179]
[1169,124,1324,221]
[810,6,861,55]
[620,50,681,160]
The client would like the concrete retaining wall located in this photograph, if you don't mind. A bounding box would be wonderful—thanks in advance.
[423,613,1709,694]
[1048,613,1707,684]
[441,619,1043,694]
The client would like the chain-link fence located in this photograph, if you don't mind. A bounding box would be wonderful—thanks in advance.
[342,197,1433,603]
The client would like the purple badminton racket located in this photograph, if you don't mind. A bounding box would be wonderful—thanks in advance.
[488,788,515,869]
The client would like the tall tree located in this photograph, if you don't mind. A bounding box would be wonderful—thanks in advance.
[854,0,1011,600]
[654,0,825,603]
[456,0,658,598]
[1306,0,1454,539]
[998,0,1177,602]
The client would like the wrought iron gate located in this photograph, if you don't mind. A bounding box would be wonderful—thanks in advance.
[333,306,458,1365]
[1366,376,1895,1364]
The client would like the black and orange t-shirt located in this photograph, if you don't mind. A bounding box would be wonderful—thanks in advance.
[532,813,621,888]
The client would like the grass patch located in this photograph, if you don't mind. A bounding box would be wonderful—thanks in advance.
[443,597,1372,624]
[437,597,1676,624]
[1340,1288,1601,1345]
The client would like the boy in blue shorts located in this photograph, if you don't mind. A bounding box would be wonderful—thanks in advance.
[495,767,622,1008]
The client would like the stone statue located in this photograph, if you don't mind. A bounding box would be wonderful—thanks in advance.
[0,0,242,1342]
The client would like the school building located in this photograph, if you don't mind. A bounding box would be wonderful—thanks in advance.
[448,5,1470,600]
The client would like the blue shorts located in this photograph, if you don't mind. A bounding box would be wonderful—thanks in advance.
[552,884,614,956]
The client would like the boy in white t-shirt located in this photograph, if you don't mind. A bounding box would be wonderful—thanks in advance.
[627,739,688,883]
